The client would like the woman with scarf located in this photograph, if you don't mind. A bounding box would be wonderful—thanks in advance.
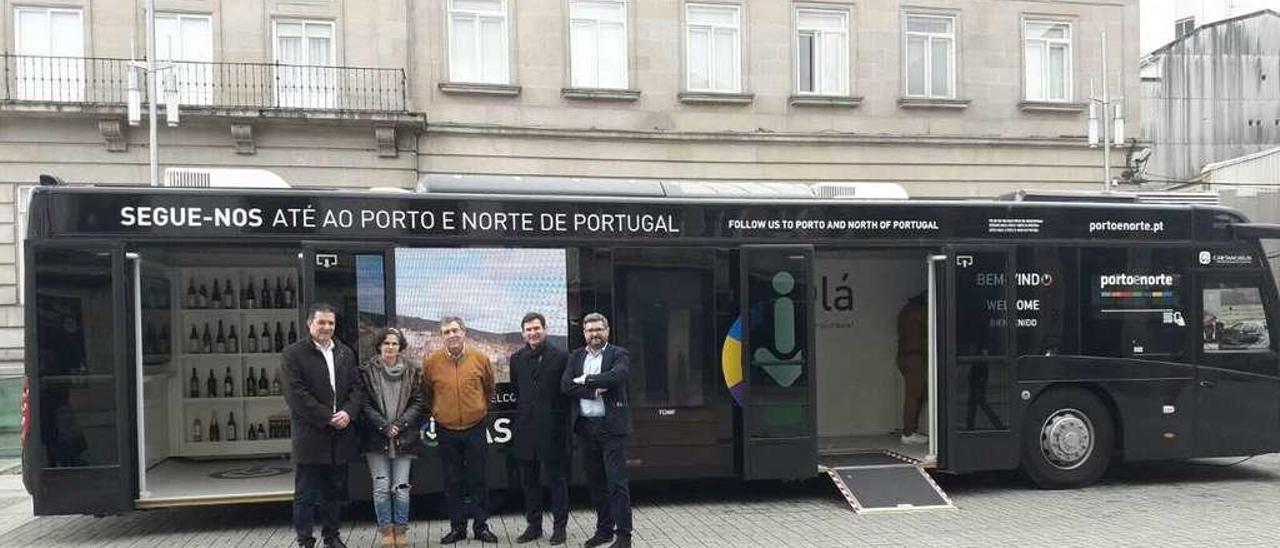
[361,327,425,547]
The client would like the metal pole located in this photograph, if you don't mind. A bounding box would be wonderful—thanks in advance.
[926,254,947,464]
[146,0,158,186]
[127,252,148,498]
[1101,31,1111,192]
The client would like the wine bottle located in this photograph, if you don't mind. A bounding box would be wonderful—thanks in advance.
[260,278,271,309]
[227,412,238,441]
[159,325,171,355]
[274,321,284,352]
[201,323,213,354]
[224,279,236,309]
[185,279,197,309]
[223,366,234,398]
[246,367,257,397]
[246,324,259,353]
[261,323,272,353]
[244,279,256,310]
[189,368,200,398]
[210,280,222,309]
[228,325,240,354]
[246,421,257,440]
[258,367,269,394]
[258,423,267,440]
[284,277,296,308]
[214,321,227,354]
[188,326,200,354]
[192,417,203,442]
[271,371,282,396]
[206,368,217,398]
[288,322,298,345]
[198,282,209,309]
[274,277,285,309]
[209,411,220,442]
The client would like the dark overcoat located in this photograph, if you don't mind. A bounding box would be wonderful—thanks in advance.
[510,342,571,460]
[281,338,365,465]
[561,344,632,436]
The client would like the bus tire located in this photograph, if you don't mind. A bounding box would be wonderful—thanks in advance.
[1021,387,1114,489]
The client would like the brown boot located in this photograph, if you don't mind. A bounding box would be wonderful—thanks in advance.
[379,526,396,548]
[394,526,409,547]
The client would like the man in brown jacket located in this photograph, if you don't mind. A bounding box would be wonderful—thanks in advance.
[423,316,498,544]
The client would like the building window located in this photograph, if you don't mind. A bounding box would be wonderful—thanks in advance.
[448,0,510,84]
[13,7,85,102]
[274,20,336,108]
[686,3,741,93]
[795,8,849,96]
[903,14,954,98]
[569,0,628,89]
[156,14,213,106]
[1024,20,1072,102]
[1175,16,1195,38]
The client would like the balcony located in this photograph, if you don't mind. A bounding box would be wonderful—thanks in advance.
[1,54,421,154]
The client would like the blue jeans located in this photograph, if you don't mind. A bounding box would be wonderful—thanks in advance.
[366,453,413,528]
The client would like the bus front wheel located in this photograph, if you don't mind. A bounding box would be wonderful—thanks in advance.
[1021,387,1114,489]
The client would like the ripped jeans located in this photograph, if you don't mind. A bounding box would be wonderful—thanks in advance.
[366,452,413,527]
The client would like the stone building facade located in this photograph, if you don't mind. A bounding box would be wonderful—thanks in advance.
[0,0,1142,375]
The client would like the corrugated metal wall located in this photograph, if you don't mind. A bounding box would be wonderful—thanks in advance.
[1143,12,1280,183]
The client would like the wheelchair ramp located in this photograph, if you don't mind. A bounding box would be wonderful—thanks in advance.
[821,452,953,514]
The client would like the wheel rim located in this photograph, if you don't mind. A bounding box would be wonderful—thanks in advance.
[1039,408,1094,470]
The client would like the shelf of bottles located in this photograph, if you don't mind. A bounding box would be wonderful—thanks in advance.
[175,266,299,457]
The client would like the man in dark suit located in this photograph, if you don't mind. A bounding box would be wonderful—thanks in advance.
[511,312,571,545]
[281,302,365,548]
[562,312,632,548]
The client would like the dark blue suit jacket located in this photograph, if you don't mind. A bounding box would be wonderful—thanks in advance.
[561,344,631,436]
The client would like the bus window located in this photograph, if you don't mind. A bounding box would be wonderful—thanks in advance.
[1016,247,1079,356]
[1201,277,1278,376]
[1081,247,1189,362]
[953,250,1010,431]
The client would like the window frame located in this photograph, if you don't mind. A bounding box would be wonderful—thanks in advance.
[154,12,214,106]
[567,0,630,90]
[271,19,337,109]
[446,0,512,85]
[684,2,743,94]
[1175,16,1195,39]
[793,7,850,97]
[1022,18,1073,103]
[12,6,86,102]
[901,12,956,99]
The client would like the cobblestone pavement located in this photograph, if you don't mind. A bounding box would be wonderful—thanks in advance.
[1,454,1278,547]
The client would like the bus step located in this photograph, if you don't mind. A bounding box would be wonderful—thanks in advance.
[821,452,953,514]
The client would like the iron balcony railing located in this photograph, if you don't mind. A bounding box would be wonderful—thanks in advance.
[1,53,408,112]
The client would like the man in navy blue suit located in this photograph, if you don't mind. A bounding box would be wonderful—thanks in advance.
[562,313,632,548]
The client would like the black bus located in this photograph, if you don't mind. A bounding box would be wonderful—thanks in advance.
[20,181,1280,515]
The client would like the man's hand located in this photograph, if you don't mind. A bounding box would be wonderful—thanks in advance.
[594,388,606,399]
[384,424,400,439]
[573,374,587,385]
[329,410,351,430]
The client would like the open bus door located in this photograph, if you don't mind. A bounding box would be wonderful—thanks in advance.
[937,245,1019,472]
[25,243,138,515]
[739,245,816,480]
[299,243,396,363]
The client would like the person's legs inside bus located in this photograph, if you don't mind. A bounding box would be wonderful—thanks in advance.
[900,354,927,444]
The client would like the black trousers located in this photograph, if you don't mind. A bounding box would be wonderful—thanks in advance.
[519,455,569,531]
[294,463,348,543]
[437,424,490,533]
[576,418,632,537]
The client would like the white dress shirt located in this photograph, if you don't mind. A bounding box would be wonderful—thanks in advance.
[314,338,336,413]
[580,344,607,417]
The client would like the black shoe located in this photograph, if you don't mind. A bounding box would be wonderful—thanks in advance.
[297,539,316,548]
[607,536,632,548]
[440,530,467,545]
[322,536,348,548]
[474,528,500,543]
[516,526,543,543]
[583,531,615,548]
[550,529,567,545]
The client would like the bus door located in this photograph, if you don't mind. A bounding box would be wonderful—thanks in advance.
[739,245,816,479]
[1193,269,1280,456]
[939,246,1018,472]
[300,243,395,362]
[25,243,137,515]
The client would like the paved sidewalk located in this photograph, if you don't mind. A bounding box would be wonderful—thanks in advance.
[0,454,1277,547]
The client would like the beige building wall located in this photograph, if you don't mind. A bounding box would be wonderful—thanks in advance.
[0,0,1142,374]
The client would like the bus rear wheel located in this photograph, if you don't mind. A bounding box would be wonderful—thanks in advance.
[1021,387,1114,489]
